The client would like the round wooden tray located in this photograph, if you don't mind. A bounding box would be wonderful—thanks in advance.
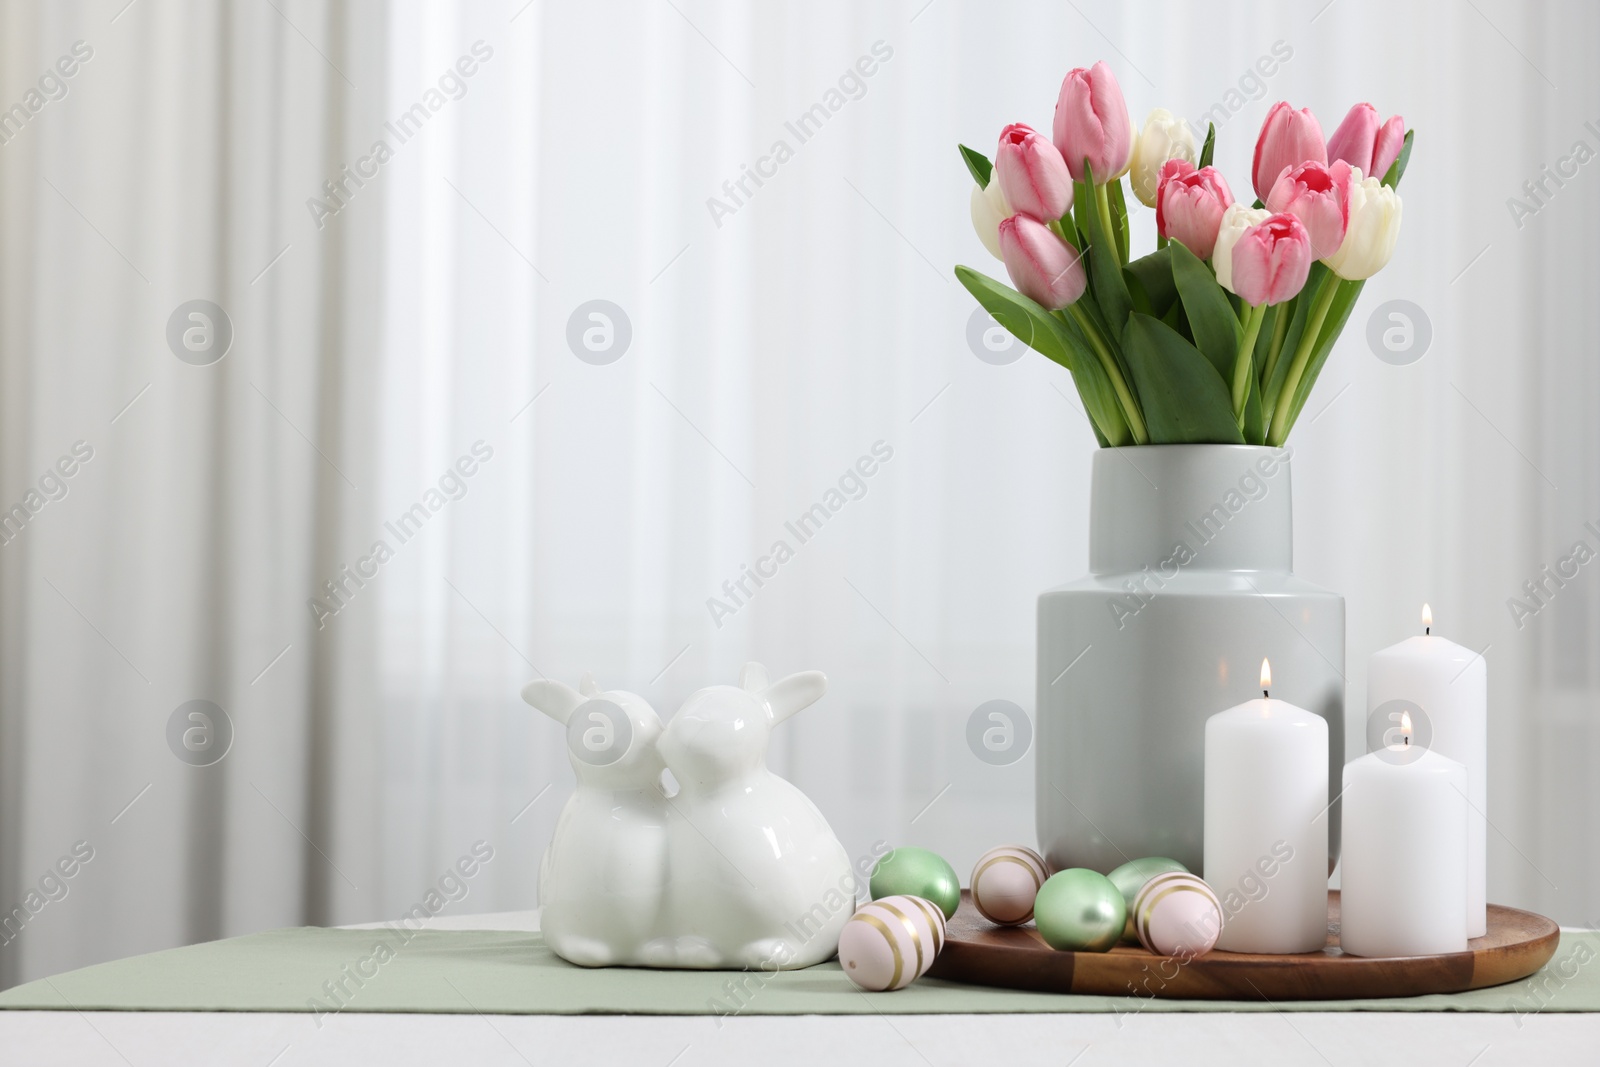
[925,890,1559,1000]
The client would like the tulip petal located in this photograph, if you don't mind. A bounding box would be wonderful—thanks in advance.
[1372,116,1407,182]
[1054,61,1133,182]
[999,214,1087,309]
[1252,102,1326,202]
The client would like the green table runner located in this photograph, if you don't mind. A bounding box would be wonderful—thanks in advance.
[2,927,1595,1015]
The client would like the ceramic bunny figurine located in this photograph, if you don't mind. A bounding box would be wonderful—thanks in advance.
[521,674,669,967]
[654,663,854,969]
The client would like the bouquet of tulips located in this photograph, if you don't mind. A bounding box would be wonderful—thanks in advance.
[958,61,1411,447]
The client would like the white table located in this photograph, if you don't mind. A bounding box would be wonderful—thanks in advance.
[2,910,1594,1066]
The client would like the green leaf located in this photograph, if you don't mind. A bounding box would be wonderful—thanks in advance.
[1124,266,1154,317]
[1075,165,1133,340]
[1381,129,1414,190]
[1070,183,1101,312]
[1260,266,1326,416]
[1122,313,1246,444]
[1107,179,1131,263]
[1168,240,1241,385]
[954,265,1130,445]
[960,144,993,189]
[1055,211,1081,251]
[1241,369,1266,444]
[1055,310,1125,448]
[1282,277,1366,431]
[1125,246,1178,319]
[1253,302,1284,390]
[1069,288,1137,393]
[1198,122,1216,169]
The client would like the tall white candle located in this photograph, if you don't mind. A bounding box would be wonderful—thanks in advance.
[1204,659,1329,954]
[1366,604,1487,938]
[1340,744,1468,958]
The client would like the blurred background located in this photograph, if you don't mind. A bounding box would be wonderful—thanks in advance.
[0,0,1595,989]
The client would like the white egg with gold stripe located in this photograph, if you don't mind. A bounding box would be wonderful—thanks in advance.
[1131,871,1225,958]
[838,894,947,991]
[970,844,1049,926]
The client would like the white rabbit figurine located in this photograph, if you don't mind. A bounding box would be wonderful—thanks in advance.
[521,674,669,967]
[654,663,854,969]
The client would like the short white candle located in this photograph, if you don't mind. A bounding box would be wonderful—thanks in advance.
[1366,604,1487,937]
[1204,659,1329,954]
[1340,744,1468,958]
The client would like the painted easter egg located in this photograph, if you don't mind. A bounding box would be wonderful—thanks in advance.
[1034,868,1125,952]
[1107,856,1190,940]
[870,847,961,920]
[1131,871,1225,958]
[970,844,1049,926]
[838,894,947,991]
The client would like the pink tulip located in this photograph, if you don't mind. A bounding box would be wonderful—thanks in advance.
[996,123,1073,221]
[1156,159,1235,261]
[1327,102,1406,181]
[1052,61,1133,183]
[999,214,1087,310]
[1252,101,1326,201]
[1230,213,1313,307]
[1265,159,1353,259]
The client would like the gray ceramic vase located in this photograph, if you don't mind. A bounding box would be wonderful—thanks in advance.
[1036,444,1344,877]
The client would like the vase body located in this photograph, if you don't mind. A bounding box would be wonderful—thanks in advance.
[1036,445,1344,877]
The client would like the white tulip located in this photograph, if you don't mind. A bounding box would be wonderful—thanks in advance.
[969,178,1011,260]
[1324,172,1402,280]
[1129,108,1198,207]
[1211,203,1271,295]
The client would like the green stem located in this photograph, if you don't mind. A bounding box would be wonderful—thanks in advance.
[1266,274,1339,446]
[1259,302,1290,394]
[1054,313,1129,445]
[1093,182,1120,266]
[1068,302,1147,445]
[1232,303,1266,429]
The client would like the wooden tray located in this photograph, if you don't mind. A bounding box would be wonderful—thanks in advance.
[925,890,1559,1000]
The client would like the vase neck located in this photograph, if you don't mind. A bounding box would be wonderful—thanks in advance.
[1088,446,1295,574]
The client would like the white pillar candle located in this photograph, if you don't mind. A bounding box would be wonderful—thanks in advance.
[1366,604,1487,938]
[1339,746,1468,957]
[1204,659,1329,954]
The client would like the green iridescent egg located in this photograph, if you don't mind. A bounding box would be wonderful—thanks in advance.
[1034,868,1126,952]
[1106,856,1189,940]
[870,847,961,920]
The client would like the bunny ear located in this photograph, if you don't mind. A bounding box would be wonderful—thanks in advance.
[521,680,585,725]
[762,670,827,726]
[579,673,601,697]
[739,662,769,693]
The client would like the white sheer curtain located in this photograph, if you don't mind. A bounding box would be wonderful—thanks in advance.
[2,0,1596,990]
[0,0,389,988]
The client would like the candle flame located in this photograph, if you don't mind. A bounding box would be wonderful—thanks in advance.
[1422,603,1433,631]
[1400,710,1413,735]
[1260,658,1272,691]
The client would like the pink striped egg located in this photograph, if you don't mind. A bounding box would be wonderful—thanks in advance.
[970,844,1049,926]
[1131,872,1224,958]
[838,894,947,991]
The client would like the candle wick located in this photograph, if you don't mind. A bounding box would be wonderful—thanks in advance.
[1262,689,1269,699]
[1425,626,1430,635]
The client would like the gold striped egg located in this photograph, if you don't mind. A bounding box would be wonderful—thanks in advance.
[1131,872,1225,958]
[970,844,1049,926]
[838,894,947,991]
